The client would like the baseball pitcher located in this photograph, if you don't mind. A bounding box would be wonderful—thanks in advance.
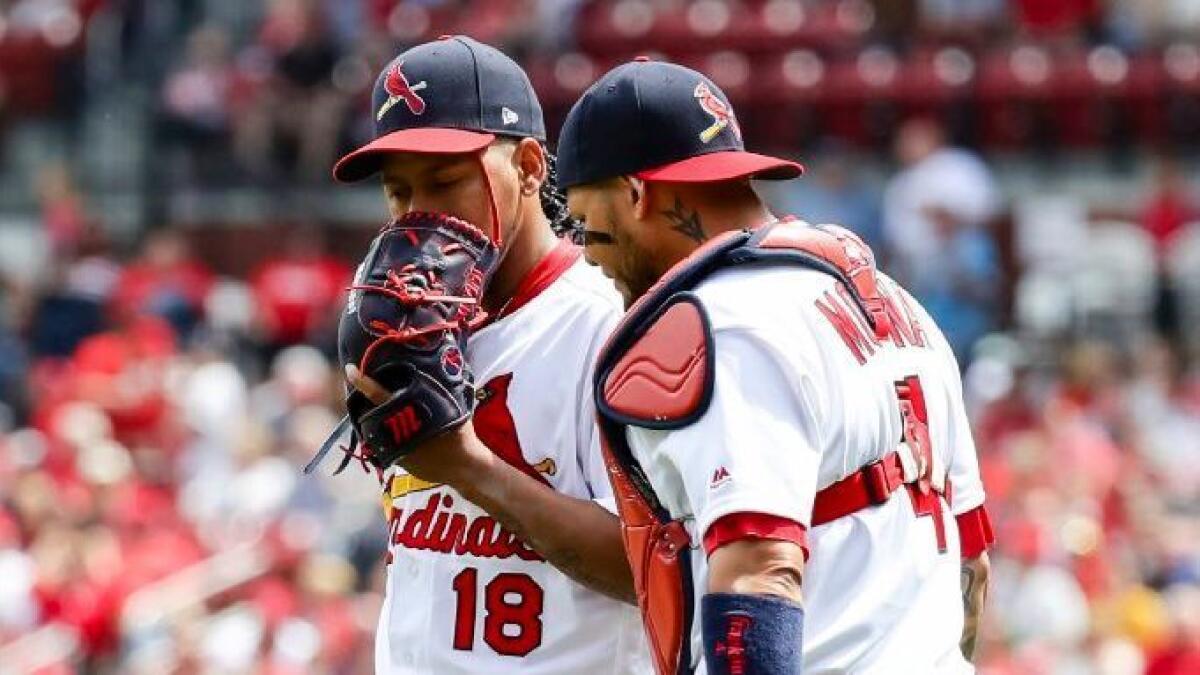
[307,37,650,674]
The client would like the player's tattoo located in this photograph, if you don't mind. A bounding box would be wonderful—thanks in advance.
[661,196,707,243]
[960,561,987,660]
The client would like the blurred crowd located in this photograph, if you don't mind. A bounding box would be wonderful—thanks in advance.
[3,0,1200,192]
[962,333,1200,675]
[1,1,1199,674]
[0,218,388,672]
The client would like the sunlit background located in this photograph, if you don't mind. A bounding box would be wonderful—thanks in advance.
[0,1,1198,673]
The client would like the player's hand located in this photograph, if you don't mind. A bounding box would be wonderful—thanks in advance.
[345,365,492,487]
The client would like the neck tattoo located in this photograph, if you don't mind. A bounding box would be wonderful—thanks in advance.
[661,196,707,243]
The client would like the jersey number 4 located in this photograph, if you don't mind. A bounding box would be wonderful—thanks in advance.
[452,567,544,657]
[895,375,948,552]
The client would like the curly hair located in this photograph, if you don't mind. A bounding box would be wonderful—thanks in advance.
[491,138,581,242]
[538,148,581,240]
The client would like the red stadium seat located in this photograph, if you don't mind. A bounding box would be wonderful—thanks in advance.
[577,0,871,59]
[977,45,1056,148]
[1163,43,1200,94]
[0,35,61,114]
[750,50,831,147]
[679,50,752,104]
[576,0,659,56]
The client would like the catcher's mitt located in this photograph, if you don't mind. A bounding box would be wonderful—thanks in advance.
[305,211,499,475]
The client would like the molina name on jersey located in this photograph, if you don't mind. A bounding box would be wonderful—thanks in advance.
[626,260,987,675]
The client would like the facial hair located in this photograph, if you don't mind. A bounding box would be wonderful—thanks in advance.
[614,226,661,309]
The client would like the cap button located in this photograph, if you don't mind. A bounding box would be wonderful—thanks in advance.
[634,55,651,62]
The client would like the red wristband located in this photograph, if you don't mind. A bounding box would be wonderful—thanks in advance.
[956,505,995,559]
[703,513,809,561]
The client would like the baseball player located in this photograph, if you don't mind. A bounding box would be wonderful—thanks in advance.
[318,37,649,674]
[555,59,995,674]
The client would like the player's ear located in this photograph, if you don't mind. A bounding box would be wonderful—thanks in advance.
[514,137,546,197]
[622,175,650,220]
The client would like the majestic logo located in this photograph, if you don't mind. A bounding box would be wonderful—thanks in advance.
[694,82,741,144]
[377,61,427,120]
[710,465,731,488]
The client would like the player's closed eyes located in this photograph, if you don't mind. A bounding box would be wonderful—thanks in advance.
[429,173,467,189]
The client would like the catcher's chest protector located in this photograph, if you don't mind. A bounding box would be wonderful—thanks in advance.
[593,220,892,675]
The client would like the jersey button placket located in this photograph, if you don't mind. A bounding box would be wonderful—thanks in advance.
[401,550,436,668]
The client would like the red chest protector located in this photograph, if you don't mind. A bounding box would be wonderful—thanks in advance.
[593,220,892,675]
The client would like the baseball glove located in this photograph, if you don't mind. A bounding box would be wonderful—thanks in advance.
[304,211,499,475]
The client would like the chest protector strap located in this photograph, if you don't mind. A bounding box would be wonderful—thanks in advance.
[593,221,891,674]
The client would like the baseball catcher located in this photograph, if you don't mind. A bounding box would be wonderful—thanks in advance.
[558,59,994,675]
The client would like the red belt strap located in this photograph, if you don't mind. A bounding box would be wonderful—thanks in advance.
[812,451,950,527]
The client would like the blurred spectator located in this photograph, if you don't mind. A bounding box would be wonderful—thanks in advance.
[2,0,88,36]
[1139,157,1195,339]
[234,0,346,184]
[918,0,1006,32]
[111,229,214,342]
[36,163,87,257]
[1146,585,1200,674]
[765,145,885,253]
[0,271,29,423]
[65,315,178,446]
[27,266,108,361]
[158,24,244,187]
[1140,157,1196,256]
[533,0,590,52]
[1125,338,1200,498]
[869,0,920,47]
[249,225,349,355]
[26,226,119,360]
[1111,0,1200,47]
[0,336,26,423]
[883,117,1002,360]
[1011,0,1104,39]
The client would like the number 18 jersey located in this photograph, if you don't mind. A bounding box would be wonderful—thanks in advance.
[376,243,652,674]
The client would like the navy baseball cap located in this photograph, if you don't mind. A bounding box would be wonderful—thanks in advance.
[557,59,803,188]
[333,36,546,183]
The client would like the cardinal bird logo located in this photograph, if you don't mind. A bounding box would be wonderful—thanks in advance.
[377,61,427,120]
[440,346,464,379]
[693,82,741,143]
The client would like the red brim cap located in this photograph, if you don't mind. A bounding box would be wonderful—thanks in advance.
[333,128,496,183]
[635,150,804,183]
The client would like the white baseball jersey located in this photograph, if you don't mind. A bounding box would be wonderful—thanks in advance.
[625,264,986,674]
[376,242,652,674]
